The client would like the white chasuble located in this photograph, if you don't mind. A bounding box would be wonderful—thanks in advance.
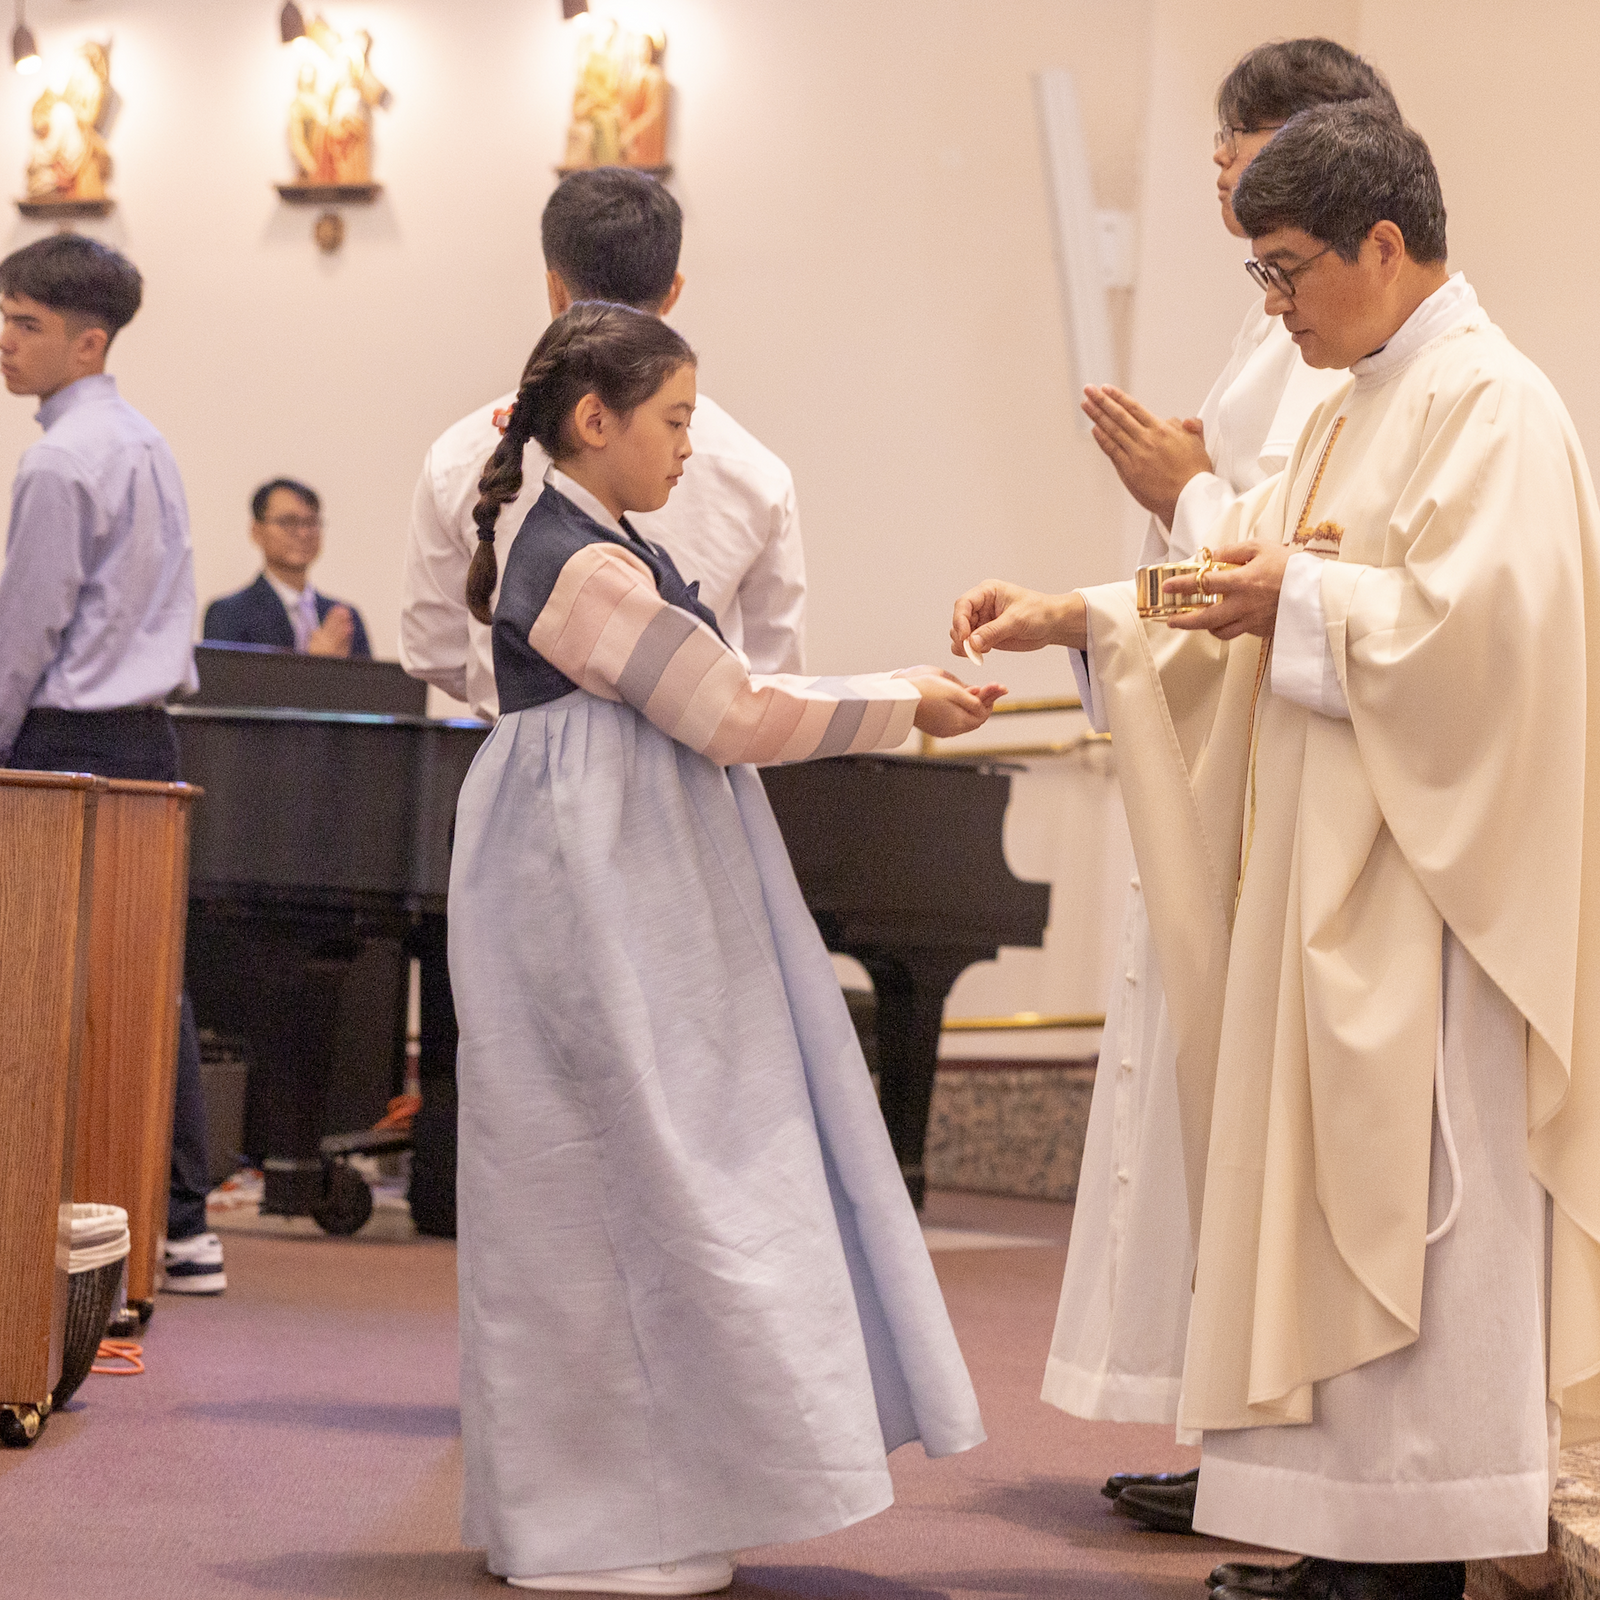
[1077,280,1600,1558]
[1044,301,1344,1425]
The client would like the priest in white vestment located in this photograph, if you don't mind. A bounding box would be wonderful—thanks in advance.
[1043,48,1378,1502]
[954,103,1600,1600]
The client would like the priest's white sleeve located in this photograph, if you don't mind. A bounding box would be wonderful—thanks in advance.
[1167,472,1237,563]
[1271,551,1350,719]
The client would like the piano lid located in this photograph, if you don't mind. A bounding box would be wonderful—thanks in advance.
[759,753,1050,953]
[184,643,432,718]
[174,707,487,907]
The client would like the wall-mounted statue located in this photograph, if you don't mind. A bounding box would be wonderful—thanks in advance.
[284,18,388,188]
[26,41,114,206]
[562,18,669,172]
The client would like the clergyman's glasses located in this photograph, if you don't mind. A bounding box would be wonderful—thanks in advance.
[1245,244,1334,299]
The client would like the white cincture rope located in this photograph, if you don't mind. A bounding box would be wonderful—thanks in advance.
[1425,988,1464,1246]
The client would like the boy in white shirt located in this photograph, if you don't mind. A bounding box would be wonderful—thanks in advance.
[401,167,806,720]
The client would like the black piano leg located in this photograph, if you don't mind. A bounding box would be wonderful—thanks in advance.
[858,950,972,1210]
[255,940,359,1217]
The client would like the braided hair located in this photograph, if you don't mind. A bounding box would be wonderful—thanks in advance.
[466,300,696,624]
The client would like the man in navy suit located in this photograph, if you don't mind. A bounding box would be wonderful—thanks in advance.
[204,478,371,657]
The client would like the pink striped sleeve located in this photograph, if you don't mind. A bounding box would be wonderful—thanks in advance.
[528,542,921,765]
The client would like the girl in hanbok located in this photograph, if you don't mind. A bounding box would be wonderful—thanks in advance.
[449,301,991,1596]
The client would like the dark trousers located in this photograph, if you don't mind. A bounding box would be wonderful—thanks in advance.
[405,913,458,1239]
[11,707,213,1240]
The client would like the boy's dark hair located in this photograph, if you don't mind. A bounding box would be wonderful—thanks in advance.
[466,301,696,623]
[540,169,682,309]
[0,235,143,341]
[1232,101,1448,263]
[1218,37,1398,131]
[251,479,321,522]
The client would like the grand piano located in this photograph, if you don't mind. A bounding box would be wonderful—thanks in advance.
[178,646,1051,1217]
[178,646,478,1222]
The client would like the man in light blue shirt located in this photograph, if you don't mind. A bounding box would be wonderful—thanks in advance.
[0,235,221,1297]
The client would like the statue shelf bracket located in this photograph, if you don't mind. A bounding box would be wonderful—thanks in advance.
[554,164,671,180]
[274,181,380,255]
[16,196,114,221]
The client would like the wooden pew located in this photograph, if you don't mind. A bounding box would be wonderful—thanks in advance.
[0,772,99,1446]
[74,780,200,1315]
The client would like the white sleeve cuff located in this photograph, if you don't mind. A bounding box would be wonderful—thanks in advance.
[1271,552,1349,719]
[1070,647,1108,733]
[1167,472,1234,563]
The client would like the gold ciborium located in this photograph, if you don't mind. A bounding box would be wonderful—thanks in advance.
[1135,547,1238,619]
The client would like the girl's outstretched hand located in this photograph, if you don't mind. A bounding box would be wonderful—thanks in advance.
[908,671,1008,738]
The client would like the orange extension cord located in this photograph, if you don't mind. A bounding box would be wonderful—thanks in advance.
[91,1340,144,1377]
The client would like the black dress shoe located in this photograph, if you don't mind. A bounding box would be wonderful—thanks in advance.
[1102,1465,1200,1501]
[1211,1558,1465,1600]
[1206,1557,1313,1595]
[1113,1478,1197,1533]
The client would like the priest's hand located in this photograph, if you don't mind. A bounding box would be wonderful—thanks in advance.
[952,581,1088,655]
[1082,385,1212,529]
[1165,541,1289,640]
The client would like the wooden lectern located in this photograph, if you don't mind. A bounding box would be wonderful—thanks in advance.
[74,780,199,1314]
[0,772,99,1445]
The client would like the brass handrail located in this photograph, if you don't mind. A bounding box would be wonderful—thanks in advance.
[921,691,1104,758]
[924,730,1109,761]
[926,690,1108,1034]
[943,1011,1106,1032]
[928,732,1113,764]
[990,695,1082,715]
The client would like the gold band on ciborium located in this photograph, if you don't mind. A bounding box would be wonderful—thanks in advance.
[1134,547,1238,619]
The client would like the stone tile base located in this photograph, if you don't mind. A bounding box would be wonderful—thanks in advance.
[923,1061,1096,1201]
[1469,1446,1600,1598]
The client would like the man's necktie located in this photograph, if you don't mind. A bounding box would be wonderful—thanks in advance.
[294,587,318,652]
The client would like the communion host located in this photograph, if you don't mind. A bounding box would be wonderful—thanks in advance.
[0,234,222,1295]
[955,104,1600,1598]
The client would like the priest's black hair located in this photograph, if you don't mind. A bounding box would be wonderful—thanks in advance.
[1218,38,1398,132]
[541,168,682,311]
[466,301,695,625]
[0,234,143,343]
[1231,101,1448,263]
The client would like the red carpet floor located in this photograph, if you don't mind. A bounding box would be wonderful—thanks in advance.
[0,1190,1265,1599]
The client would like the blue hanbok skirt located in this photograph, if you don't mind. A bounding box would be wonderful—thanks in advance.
[448,692,984,1580]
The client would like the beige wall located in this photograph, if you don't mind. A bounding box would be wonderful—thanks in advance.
[1358,1,1600,449]
[0,0,1152,689]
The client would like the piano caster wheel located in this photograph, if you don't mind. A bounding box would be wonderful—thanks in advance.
[0,1402,45,1448]
[107,1299,152,1340]
[311,1160,374,1236]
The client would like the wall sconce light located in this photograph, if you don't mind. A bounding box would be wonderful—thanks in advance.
[12,2,39,74]
[562,0,589,18]
[279,3,306,45]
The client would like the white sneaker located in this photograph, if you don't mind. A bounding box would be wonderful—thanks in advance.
[161,1231,226,1295]
[508,1555,735,1594]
